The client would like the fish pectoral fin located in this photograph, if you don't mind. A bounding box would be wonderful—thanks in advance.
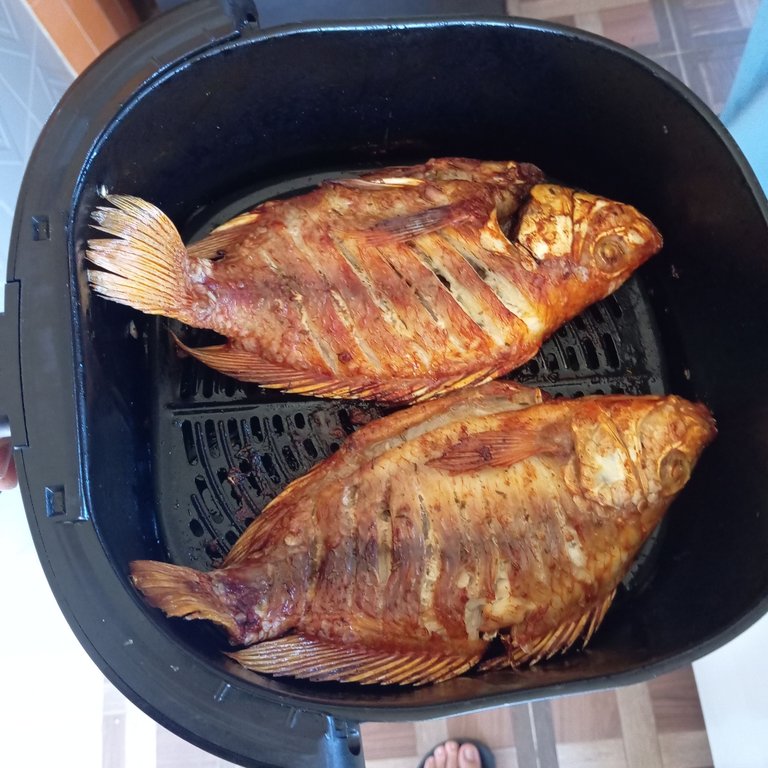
[428,424,568,474]
[354,203,473,245]
[228,634,483,686]
[330,176,425,190]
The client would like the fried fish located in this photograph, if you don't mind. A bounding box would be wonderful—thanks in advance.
[87,158,662,403]
[131,382,714,685]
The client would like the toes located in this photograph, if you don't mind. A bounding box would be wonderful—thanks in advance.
[458,742,481,767]
[424,757,436,768]
[433,744,447,768]
[444,740,460,768]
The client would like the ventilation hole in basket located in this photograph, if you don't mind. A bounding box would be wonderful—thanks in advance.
[202,373,215,399]
[243,516,255,527]
[249,417,264,442]
[182,421,198,465]
[303,438,318,458]
[261,454,281,483]
[282,446,300,472]
[611,384,626,395]
[179,359,197,400]
[564,346,580,371]
[247,474,261,492]
[545,352,559,371]
[227,419,242,450]
[272,414,285,435]
[594,388,605,395]
[205,540,223,561]
[205,419,220,457]
[195,475,207,494]
[573,390,584,398]
[294,413,306,430]
[602,333,620,368]
[216,467,229,484]
[330,442,340,453]
[573,315,587,331]
[223,378,237,397]
[211,508,224,525]
[526,358,540,376]
[189,518,204,537]
[225,530,238,546]
[590,305,604,324]
[582,338,600,370]
[606,294,623,319]
[338,409,355,435]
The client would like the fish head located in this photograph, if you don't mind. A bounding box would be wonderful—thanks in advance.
[635,396,717,499]
[572,191,662,286]
[515,184,662,293]
[567,396,715,512]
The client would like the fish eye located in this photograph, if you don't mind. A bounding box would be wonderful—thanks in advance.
[594,234,627,271]
[659,449,691,494]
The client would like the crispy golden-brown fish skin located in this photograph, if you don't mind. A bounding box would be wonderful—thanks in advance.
[87,158,662,403]
[131,382,714,686]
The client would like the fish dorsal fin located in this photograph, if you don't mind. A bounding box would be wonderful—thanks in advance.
[428,421,570,474]
[187,212,260,260]
[228,634,482,686]
[355,203,473,245]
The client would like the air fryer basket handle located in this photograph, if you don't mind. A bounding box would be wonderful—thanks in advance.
[217,0,506,29]
[0,281,25,448]
[322,716,366,768]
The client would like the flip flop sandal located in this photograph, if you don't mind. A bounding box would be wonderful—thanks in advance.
[417,739,495,768]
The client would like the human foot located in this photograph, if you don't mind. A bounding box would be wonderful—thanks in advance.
[422,740,483,768]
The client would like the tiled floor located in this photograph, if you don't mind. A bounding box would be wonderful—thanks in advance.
[359,667,712,767]
[25,1,760,766]
[508,0,759,113]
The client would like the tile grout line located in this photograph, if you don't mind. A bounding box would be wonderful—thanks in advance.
[512,703,539,768]
[616,683,664,768]
[23,8,36,158]
[19,0,76,77]
[531,700,560,768]
[660,0,692,87]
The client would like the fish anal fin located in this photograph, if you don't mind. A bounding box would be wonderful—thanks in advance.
[429,423,568,475]
[229,634,482,686]
[173,334,504,404]
[508,590,617,668]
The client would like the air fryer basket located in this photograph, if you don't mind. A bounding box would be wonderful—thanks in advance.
[3,2,768,767]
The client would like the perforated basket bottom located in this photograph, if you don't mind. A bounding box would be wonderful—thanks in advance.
[150,276,665,589]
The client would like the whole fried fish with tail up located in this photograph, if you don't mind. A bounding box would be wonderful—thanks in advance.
[87,158,661,404]
[131,382,715,686]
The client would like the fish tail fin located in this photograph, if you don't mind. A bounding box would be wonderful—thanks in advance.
[130,560,242,641]
[86,194,192,318]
